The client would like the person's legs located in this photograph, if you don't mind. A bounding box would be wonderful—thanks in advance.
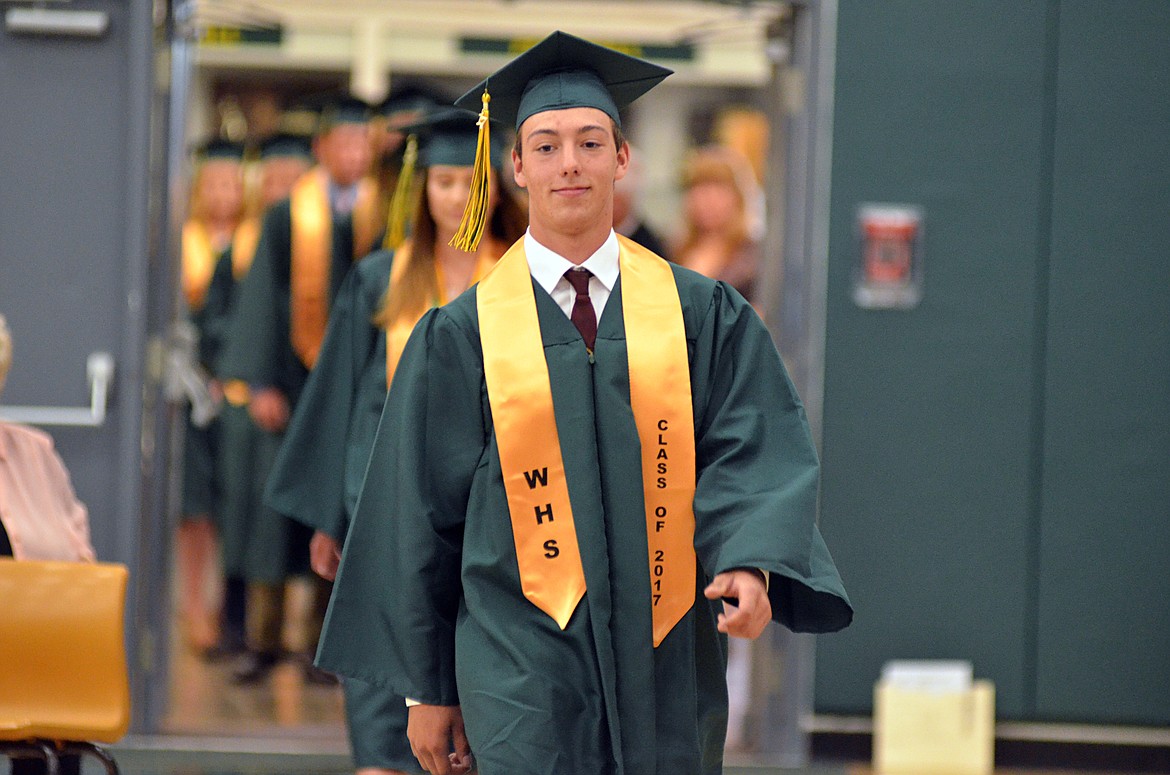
[232,580,284,683]
[216,572,248,654]
[344,677,419,775]
[178,416,221,653]
[724,636,752,751]
[232,429,291,684]
[213,405,255,657]
[177,515,218,653]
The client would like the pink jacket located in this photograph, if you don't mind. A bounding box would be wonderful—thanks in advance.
[0,420,95,561]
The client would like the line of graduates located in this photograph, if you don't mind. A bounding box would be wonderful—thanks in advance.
[180,32,852,775]
[179,88,533,774]
[176,90,447,687]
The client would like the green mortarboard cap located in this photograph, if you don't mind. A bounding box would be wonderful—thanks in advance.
[454,30,673,130]
[397,107,505,168]
[194,138,245,162]
[258,133,313,161]
[378,84,448,122]
[317,94,371,130]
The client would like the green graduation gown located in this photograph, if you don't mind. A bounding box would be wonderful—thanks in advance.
[319,264,852,775]
[203,251,268,576]
[218,197,360,406]
[264,249,417,771]
[216,197,360,582]
[179,247,226,519]
[265,249,392,541]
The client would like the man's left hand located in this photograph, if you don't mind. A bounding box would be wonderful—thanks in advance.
[309,531,342,581]
[703,568,771,639]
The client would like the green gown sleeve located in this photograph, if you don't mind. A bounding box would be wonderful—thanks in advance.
[218,202,291,388]
[689,280,853,633]
[318,305,485,705]
[201,252,234,375]
[264,254,375,540]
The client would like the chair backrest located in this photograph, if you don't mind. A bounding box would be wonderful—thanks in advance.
[0,559,131,743]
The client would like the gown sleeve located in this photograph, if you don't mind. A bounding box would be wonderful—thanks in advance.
[317,305,486,705]
[201,252,234,375]
[264,256,373,540]
[218,203,289,387]
[690,282,853,634]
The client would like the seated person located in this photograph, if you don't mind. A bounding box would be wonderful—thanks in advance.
[0,314,93,774]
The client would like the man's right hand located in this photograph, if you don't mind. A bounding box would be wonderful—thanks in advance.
[248,387,289,433]
[407,704,473,775]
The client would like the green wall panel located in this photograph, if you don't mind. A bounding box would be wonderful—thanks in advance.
[815,1,1054,717]
[1034,0,1170,724]
[817,0,1170,725]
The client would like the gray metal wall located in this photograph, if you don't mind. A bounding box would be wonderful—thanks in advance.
[0,0,174,731]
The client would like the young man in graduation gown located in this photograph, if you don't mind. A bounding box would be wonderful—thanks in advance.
[319,32,852,775]
[218,98,379,683]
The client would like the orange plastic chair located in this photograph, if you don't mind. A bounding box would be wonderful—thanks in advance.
[0,559,131,775]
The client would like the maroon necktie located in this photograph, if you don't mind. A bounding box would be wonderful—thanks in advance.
[564,269,597,351]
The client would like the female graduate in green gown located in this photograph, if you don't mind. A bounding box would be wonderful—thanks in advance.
[178,139,245,655]
[264,107,525,775]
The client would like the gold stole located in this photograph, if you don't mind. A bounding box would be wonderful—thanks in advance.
[476,236,696,645]
[230,217,261,279]
[181,221,217,311]
[290,169,379,369]
[384,237,502,387]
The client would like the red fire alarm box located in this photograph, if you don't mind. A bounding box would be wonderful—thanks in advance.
[853,204,923,309]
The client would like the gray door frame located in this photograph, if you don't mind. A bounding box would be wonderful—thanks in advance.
[755,0,837,766]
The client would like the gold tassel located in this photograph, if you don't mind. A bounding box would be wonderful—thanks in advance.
[383,134,419,251]
[449,89,492,253]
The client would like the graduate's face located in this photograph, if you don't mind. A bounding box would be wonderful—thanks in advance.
[685,180,741,235]
[427,164,498,241]
[512,107,629,242]
[260,156,310,208]
[196,160,244,221]
[319,124,373,187]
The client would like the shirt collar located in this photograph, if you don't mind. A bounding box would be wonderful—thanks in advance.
[525,229,620,297]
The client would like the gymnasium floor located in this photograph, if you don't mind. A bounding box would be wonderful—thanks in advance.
[94,586,1164,775]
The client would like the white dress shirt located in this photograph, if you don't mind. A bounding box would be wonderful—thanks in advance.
[524,229,619,322]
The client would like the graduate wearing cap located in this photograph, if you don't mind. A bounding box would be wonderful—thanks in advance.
[217,95,382,684]
[264,106,525,775]
[177,138,245,656]
[320,32,852,775]
[198,130,316,659]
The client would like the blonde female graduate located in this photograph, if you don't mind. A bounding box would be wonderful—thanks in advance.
[178,139,246,654]
[264,107,525,775]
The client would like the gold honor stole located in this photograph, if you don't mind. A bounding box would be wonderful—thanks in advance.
[477,236,697,646]
[230,217,261,280]
[290,169,379,369]
[181,221,217,311]
[383,238,503,388]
